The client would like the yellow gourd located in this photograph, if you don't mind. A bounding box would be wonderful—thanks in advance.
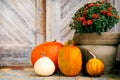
[86,50,104,77]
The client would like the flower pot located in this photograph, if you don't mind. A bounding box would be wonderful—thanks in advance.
[73,32,120,74]
[74,32,120,45]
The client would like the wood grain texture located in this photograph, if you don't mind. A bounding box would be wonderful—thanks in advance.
[114,0,120,32]
[0,0,120,67]
[36,0,46,44]
[46,0,120,43]
[46,0,105,43]
[46,0,61,41]
[0,0,36,45]
[0,46,33,67]
[108,0,120,32]
[46,0,88,43]
[0,67,120,80]
[0,0,37,67]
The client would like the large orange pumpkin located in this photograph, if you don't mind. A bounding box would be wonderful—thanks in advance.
[58,44,82,76]
[31,41,63,71]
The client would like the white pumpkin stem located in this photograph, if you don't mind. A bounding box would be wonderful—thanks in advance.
[87,50,96,58]
[40,52,46,57]
[53,39,56,42]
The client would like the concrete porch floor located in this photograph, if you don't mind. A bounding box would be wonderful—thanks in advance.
[0,66,120,80]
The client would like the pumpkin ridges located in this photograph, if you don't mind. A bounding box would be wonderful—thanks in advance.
[86,59,95,76]
[96,60,100,76]
[86,58,104,76]
[58,45,82,76]
[97,59,104,75]
[93,59,98,76]
[69,47,82,75]
[59,46,71,74]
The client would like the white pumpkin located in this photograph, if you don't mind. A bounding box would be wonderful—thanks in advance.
[34,56,55,76]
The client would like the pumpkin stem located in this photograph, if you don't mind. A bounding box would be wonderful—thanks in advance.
[40,52,46,57]
[87,50,96,58]
[64,39,74,46]
[68,40,73,45]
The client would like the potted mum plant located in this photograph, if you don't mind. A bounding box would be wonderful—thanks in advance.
[70,1,119,34]
[70,1,120,74]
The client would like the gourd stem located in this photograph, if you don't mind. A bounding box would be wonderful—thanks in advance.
[88,50,96,58]
[40,52,46,56]
[53,40,56,42]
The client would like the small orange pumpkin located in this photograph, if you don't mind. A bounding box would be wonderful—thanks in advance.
[86,50,104,77]
[31,41,63,71]
[58,40,82,76]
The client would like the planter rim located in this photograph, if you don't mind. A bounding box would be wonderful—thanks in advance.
[75,32,120,35]
[74,32,120,45]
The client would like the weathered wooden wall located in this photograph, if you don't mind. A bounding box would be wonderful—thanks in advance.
[107,0,120,32]
[0,0,42,67]
[0,0,120,67]
[46,0,120,42]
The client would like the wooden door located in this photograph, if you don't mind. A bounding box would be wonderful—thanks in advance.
[0,0,120,67]
[0,0,43,67]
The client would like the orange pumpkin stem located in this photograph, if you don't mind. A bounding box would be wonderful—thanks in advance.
[87,50,96,58]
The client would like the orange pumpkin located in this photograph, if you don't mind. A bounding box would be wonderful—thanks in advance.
[31,41,63,71]
[86,50,104,77]
[58,42,82,76]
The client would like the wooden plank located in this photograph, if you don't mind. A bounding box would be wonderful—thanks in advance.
[76,77,91,80]
[46,0,89,43]
[114,0,120,32]
[0,0,39,67]
[0,0,36,45]
[60,76,75,80]
[46,0,61,41]
[27,71,44,80]
[59,0,88,43]
[46,0,52,41]
[0,68,22,79]
[0,46,33,67]
[0,0,120,68]
[108,0,120,32]
[107,0,115,32]
[12,69,33,80]
[108,0,114,6]
[92,78,108,80]
[44,76,59,80]
[36,0,46,44]
[87,0,97,3]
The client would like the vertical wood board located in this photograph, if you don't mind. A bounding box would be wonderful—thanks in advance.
[115,0,120,32]
[36,0,46,44]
